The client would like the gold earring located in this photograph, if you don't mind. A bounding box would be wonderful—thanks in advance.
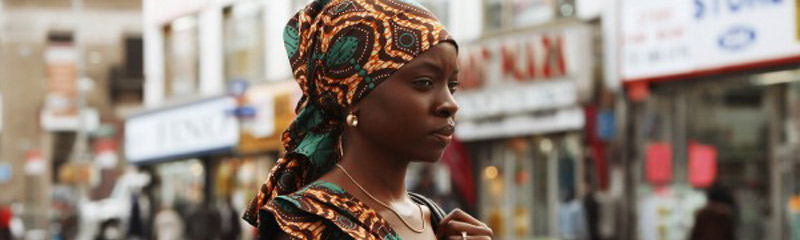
[346,113,359,127]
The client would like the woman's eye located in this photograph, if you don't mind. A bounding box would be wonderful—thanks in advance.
[448,81,460,93]
[412,78,434,90]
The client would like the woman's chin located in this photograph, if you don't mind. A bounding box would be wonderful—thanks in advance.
[411,151,446,163]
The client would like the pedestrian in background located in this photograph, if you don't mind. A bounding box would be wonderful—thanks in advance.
[185,201,221,240]
[0,204,13,240]
[689,182,737,240]
[218,197,240,240]
[154,205,184,240]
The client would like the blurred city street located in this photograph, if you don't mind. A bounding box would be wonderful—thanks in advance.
[1,0,800,239]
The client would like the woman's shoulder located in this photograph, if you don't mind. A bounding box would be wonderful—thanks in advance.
[261,181,352,239]
[270,181,350,210]
[266,181,344,217]
[266,180,404,239]
[264,181,390,240]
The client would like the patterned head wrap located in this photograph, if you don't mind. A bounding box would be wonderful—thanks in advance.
[244,0,456,226]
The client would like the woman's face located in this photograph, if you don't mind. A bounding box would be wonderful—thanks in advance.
[355,42,459,162]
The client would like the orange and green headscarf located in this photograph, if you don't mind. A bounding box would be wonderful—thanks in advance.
[243,0,456,235]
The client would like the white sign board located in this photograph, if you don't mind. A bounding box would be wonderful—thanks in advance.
[456,79,579,121]
[41,108,100,132]
[125,97,240,164]
[621,0,800,81]
[245,84,277,138]
[453,24,592,140]
[456,107,585,141]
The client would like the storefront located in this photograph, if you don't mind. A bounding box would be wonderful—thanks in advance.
[214,80,302,214]
[455,22,594,240]
[619,0,800,239]
[125,96,240,207]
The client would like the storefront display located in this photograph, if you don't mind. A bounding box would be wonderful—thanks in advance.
[473,135,583,239]
[125,96,242,226]
[156,159,206,208]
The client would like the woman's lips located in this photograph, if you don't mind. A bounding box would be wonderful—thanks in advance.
[429,133,452,146]
[429,125,455,146]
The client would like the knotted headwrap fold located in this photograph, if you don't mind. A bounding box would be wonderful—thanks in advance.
[243,0,456,227]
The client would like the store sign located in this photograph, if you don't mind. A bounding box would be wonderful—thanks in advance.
[645,143,672,186]
[40,45,101,132]
[25,150,45,176]
[125,97,240,164]
[688,143,717,188]
[238,81,302,153]
[454,24,592,140]
[456,107,585,140]
[620,0,800,81]
[44,45,77,117]
[41,108,100,132]
[456,80,578,121]
[458,25,591,91]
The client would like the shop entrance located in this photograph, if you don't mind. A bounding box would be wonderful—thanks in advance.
[634,74,794,240]
[687,79,771,240]
[474,133,583,240]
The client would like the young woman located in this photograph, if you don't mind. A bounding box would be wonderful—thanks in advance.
[243,0,494,239]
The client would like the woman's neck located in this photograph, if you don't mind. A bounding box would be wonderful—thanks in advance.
[338,143,410,202]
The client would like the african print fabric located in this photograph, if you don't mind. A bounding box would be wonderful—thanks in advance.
[242,0,455,239]
[266,181,401,240]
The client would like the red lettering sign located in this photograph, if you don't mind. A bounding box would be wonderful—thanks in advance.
[458,33,569,91]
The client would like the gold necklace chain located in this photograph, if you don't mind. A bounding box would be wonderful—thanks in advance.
[336,164,425,233]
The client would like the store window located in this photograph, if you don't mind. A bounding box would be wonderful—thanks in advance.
[164,16,200,98]
[223,2,265,83]
[215,156,275,213]
[417,0,450,27]
[787,81,800,239]
[687,80,771,240]
[477,135,581,239]
[635,77,778,240]
[483,0,557,33]
[156,159,206,208]
[291,0,448,26]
